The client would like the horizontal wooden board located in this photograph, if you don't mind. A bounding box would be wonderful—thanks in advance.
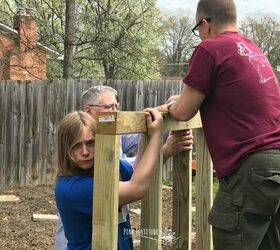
[96,111,202,135]
[0,195,20,202]
[32,214,58,222]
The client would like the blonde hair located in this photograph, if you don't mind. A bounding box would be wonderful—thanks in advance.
[56,111,96,176]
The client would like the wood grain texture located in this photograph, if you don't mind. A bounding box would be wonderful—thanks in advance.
[172,146,192,250]
[140,135,163,250]
[92,134,120,250]
[195,128,213,250]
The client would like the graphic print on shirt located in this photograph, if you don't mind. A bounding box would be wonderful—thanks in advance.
[236,42,274,84]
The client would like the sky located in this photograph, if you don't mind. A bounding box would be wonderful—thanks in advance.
[157,0,280,21]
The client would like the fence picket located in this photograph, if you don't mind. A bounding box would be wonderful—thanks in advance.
[0,79,182,186]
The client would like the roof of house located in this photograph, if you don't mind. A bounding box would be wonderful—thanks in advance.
[0,21,64,61]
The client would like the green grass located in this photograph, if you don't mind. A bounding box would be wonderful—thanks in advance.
[162,177,219,197]
[212,177,219,198]
[163,180,173,187]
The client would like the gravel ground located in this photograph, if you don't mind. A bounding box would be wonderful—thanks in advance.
[0,185,195,250]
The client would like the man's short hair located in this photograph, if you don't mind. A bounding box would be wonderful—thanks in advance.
[196,0,237,26]
[81,85,118,107]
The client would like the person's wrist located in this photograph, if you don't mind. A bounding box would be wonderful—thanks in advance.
[149,130,161,139]
[167,101,175,112]
[156,104,168,112]
[162,145,170,160]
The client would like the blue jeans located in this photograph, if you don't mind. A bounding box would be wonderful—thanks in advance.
[55,213,67,250]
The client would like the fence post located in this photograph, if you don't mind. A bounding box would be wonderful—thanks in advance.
[162,113,203,250]
[93,111,147,249]
[91,111,209,250]
[140,135,163,250]
[195,128,213,250]
[172,139,192,250]
[92,134,120,250]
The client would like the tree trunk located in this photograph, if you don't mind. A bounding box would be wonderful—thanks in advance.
[63,0,75,79]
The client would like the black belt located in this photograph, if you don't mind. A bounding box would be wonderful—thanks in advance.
[248,148,280,155]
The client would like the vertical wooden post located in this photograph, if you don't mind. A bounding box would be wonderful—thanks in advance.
[92,111,207,250]
[92,134,120,250]
[140,134,163,250]
[195,128,213,250]
[172,132,192,250]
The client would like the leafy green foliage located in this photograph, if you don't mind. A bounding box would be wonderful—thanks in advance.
[1,0,161,79]
[160,15,198,77]
[239,15,280,68]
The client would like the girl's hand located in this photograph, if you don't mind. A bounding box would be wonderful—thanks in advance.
[144,108,163,137]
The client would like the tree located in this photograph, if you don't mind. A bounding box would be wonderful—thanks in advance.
[160,15,198,77]
[239,15,280,68]
[63,0,75,79]
[0,0,161,80]
[0,0,66,78]
[73,0,161,79]
[0,0,15,24]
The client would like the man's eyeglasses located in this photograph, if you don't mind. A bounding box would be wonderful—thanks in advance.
[192,17,211,37]
[87,103,120,111]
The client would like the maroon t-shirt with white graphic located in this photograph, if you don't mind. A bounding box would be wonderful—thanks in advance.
[183,31,280,178]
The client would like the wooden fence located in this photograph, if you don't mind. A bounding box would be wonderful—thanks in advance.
[93,111,213,250]
[0,79,183,186]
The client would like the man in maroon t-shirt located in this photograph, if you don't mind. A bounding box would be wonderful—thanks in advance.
[159,0,280,249]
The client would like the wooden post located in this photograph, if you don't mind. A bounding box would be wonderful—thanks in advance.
[93,111,148,250]
[140,135,163,250]
[195,128,213,250]
[92,111,205,250]
[172,136,192,250]
[92,134,120,250]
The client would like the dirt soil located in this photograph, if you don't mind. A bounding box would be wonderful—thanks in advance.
[0,185,194,250]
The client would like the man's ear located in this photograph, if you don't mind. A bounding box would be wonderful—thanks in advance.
[83,106,91,114]
[84,106,97,119]
[208,25,212,35]
[206,21,211,35]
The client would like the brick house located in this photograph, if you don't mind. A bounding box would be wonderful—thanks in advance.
[0,8,62,80]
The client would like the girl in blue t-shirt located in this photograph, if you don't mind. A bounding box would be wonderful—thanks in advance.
[54,109,162,250]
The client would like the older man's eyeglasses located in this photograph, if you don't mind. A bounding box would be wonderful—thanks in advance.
[192,17,211,37]
[88,103,120,111]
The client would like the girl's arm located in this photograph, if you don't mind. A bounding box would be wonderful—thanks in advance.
[132,134,144,169]
[119,108,162,207]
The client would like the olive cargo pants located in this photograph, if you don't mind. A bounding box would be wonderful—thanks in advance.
[208,149,280,250]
